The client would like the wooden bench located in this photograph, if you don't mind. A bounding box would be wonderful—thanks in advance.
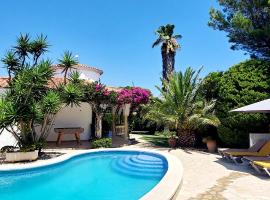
[54,127,84,146]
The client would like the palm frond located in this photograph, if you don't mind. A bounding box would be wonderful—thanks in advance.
[147,67,220,133]
[152,38,163,48]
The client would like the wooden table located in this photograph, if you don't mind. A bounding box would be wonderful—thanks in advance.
[54,127,84,146]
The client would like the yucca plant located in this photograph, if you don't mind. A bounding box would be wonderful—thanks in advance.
[0,60,61,150]
[145,67,220,147]
[13,33,31,67]
[29,34,49,65]
[0,34,81,152]
[1,51,20,81]
[58,51,79,84]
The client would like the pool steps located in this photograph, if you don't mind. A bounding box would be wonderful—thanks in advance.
[111,155,167,178]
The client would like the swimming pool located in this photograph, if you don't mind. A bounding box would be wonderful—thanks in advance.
[0,150,174,200]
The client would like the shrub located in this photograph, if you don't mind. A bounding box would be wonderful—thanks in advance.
[217,125,248,147]
[91,138,112,148]
[202,59,270,147]
[155,130,177,138]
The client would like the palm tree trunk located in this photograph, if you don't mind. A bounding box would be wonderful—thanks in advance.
[177,129,196,147]
[161,47,175,81]
[161,49,169,81]
[167,52,175,75]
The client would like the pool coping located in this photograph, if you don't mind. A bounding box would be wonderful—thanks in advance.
[0,148,183,200]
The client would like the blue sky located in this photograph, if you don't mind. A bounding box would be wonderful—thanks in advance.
[0,0,247,95]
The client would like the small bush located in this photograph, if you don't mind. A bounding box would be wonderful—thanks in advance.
[91,138,112,149]
[155,130,177,138]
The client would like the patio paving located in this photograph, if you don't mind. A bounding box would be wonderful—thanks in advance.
[128,134,270,200]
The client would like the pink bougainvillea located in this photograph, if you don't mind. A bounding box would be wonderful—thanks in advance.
[95,83,102,92]
[131,87,150,105]
[117,88,133,104]
[117,87,150,105]
[85,82,150,107]
[103,89,110,96]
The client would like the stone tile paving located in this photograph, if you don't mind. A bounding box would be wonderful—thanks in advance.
[188,172,246,200]
[129,134,270,200]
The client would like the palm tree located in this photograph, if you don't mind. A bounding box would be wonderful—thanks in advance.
[152,24,182,81]
[58,51,79,84]
[144,67,220,147]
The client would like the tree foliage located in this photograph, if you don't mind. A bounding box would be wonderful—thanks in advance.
[200,71,223,101]
[58,51,79,84]
[0,34,80,151]
[202,59,270,147]
[145,67,220,147]
[0,61,57,149]
[209,0,270,59]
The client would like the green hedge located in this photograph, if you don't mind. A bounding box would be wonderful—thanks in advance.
[202,59,270,147]
[91,138,112,148]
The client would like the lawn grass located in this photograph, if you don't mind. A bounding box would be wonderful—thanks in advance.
[139,134,169,147]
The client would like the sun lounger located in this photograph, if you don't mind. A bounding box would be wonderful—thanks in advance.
[224,140,270,164]
[241,156,270,165]
[251,160,270,177]
[218,139,266,159]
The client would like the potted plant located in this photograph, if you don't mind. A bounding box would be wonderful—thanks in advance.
[4,145,39,162]
[165,131,178,148]
[202,136,217,153]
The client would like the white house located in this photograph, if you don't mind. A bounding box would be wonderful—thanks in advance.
[0,64,104,148]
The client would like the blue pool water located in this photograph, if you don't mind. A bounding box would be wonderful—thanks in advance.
[0,151,168,200]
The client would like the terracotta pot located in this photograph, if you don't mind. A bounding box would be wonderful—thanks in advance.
[206,140,217,153]
[168,138,177,148]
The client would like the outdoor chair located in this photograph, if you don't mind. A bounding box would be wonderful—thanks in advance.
[241,156,270,165]
[224,140,270,164]
[218,139,266,159]
[251,160,270,177]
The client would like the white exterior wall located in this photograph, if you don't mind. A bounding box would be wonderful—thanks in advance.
[0,88,15,148]
[46,103,92,141]
[0,130,17,149]
[54,68,101,82]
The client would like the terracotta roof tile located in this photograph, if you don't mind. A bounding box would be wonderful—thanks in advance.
[0,77,120,91]
[0,77,66,89]
[51,64,103,75]
[0,77,10,88]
